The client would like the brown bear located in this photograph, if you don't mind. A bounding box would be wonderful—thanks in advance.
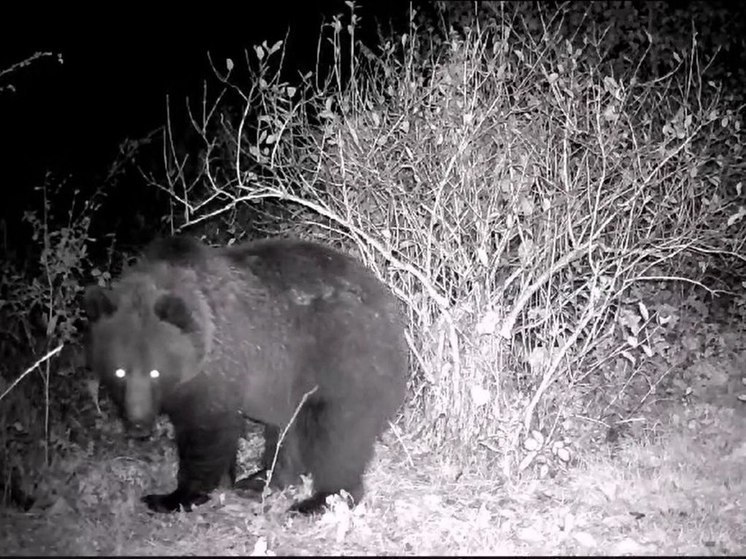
[83,236,408,514]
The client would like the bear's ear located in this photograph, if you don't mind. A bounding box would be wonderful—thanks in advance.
[154,294,197,333]
[84,286,118,322]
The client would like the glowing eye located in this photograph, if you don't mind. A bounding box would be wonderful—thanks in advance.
[115,368,126,379]
[149,369,160,379]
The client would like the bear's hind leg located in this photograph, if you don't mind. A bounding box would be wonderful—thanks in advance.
[236,423,305,493]
[291,399,379,515]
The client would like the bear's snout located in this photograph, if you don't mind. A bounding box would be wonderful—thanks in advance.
[126,419,154,440]
[124,374,157,438]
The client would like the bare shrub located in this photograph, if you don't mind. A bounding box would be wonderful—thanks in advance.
[147,3,746,476]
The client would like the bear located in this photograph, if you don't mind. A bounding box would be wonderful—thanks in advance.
[83,235,408,515]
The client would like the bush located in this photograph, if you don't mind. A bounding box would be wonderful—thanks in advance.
[0,137,141,509]
[147,2,746,478]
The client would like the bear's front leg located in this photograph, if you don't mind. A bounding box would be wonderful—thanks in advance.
[142,413,242,514]
[142,487,210,513]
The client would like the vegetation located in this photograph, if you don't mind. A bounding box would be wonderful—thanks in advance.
[1,1,745,554]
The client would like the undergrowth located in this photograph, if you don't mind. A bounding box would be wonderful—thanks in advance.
[1,0,746,523]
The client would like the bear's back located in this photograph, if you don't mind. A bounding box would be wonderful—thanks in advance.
[220,239,395,307]
[144,236,207,265]
[127,236,401,329]
[139,237,379,291]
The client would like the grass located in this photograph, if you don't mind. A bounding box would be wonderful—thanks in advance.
[1,391,744,556]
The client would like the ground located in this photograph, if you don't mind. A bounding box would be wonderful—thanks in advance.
[1,385,745,556]
[2,304,746,556]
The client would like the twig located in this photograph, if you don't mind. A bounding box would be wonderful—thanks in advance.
[499,241,596,339]
[0,345,63,403]
[0,52,56,80]
[262,385,319,507]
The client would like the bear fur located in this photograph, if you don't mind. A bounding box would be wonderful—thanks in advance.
[84,236,408,514]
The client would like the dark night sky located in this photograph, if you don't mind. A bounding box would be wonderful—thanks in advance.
[0,2,412,227]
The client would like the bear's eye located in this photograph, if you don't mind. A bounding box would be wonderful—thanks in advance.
[114,368,126,379]
[149,369,160,379]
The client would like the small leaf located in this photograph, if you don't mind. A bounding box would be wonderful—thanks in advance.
[621,350,635,365]
[250,536,275,557]
[657,313,672,325]
[517,525,542,542]
[46,314,58,337]
[574,531,597,548]
[530,430,544,446]
[477,247,488,267]
[603,75,618,94]
[726,206,746,227]
[475,310,500,336]
[638,301,649,322]
[268,40,283,55]
[469,384,490,407]
[527,346,549,373]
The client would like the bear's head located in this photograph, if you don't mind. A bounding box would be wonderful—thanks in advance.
[84,280,202,438]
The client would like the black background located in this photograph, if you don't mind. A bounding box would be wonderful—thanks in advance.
[0,2,414,233]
